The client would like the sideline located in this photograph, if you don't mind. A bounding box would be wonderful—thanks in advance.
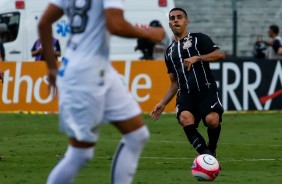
[0,110,281,114]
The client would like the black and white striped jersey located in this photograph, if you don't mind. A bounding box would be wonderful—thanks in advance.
[164,32,219,94]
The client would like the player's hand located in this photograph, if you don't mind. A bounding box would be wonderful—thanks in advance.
[37,48,43,54]
[135,23,150,30]
[135,23,165,42]
[184,56,200,71]
[147,27,165,43]
[47,67,58,97]
[0,68,4,83]
[150,103,166,121]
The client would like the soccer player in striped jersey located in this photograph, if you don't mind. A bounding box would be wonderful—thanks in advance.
[38,0,164,183]
[151,8,225,158]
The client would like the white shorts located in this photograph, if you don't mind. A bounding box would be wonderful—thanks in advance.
[57,58,141,143]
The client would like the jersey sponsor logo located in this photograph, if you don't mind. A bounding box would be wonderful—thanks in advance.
[56,20,70,37]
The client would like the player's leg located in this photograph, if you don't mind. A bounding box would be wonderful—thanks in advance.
[176,93,211,155]
[201,88,223,157]
[111,115,149,184]
[47,139,95,184]
[47,88,104,184]
[105,68,149,184]
[205,112,221,157]
[46,56,111,184]
[179,110,212,155]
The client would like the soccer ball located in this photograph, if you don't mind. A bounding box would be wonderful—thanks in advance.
[191,154,220,181]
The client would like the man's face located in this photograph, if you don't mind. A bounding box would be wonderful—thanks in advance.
[268,29,273,38]
[169,10,189,36]
[268,28,276,38]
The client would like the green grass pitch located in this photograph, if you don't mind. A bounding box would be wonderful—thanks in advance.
[0,112,282,184]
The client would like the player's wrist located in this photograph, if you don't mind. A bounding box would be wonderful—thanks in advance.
[196,56,203,62]
[159,101,167,107]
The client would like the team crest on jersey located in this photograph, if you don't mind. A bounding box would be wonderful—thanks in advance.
[183,38,192,49]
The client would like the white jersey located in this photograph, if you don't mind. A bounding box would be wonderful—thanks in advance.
[266,36,282,60]
[50,0,124,63]
[50,0,141,142]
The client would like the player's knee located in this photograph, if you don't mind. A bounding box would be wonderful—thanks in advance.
[205,113,219,128]
[136,126,150,144]
[65,146,94,167]
[179,111,195,126]
[84,151,94,162]
[78,149,94,164]
[123,126,150,150]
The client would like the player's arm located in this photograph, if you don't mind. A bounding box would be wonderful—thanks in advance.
[195,50,225,62]
[278,47,282,55]
[0,68,4,82]
[261,40,273,46]
[150,73,178,121]
[184,33,225,70]
[104,8,164,43]
[38,4,63,67]
[272,39,281,54]
[38,3,64,89]
[158,73,178,105]
[184,50,225,71]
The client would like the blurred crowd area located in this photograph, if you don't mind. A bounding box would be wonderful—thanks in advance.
[175,0,282,57]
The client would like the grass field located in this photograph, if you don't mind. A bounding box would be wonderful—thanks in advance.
[0,112,282,184]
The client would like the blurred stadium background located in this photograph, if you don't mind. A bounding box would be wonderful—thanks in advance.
[0,0,282,184]
[176,0,282,57]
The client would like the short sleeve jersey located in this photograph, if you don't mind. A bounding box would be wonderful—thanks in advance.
[272,37,282,53]
[164,33,219,93]
[49,0,124,63]
[266,36,282,59]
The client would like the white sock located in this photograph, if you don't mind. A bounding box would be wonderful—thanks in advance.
[111,126,150,184]
[46,145,94,184]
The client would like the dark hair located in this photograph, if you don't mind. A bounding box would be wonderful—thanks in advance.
[269,24,279,34]
[149,20,162,27]
[169,7,188,18]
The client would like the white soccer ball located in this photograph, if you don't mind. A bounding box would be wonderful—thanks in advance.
[191,154,220,181]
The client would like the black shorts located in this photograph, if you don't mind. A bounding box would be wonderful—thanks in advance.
[176,87,224,127]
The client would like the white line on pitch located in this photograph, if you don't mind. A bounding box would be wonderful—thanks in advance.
[93,156,282,163]
[96,156,282,162]
[2,138,282,147]
[1,155,282,163]
[99,139,282,147]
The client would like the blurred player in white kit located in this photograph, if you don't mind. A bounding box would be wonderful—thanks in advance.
[38,0,164,183]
